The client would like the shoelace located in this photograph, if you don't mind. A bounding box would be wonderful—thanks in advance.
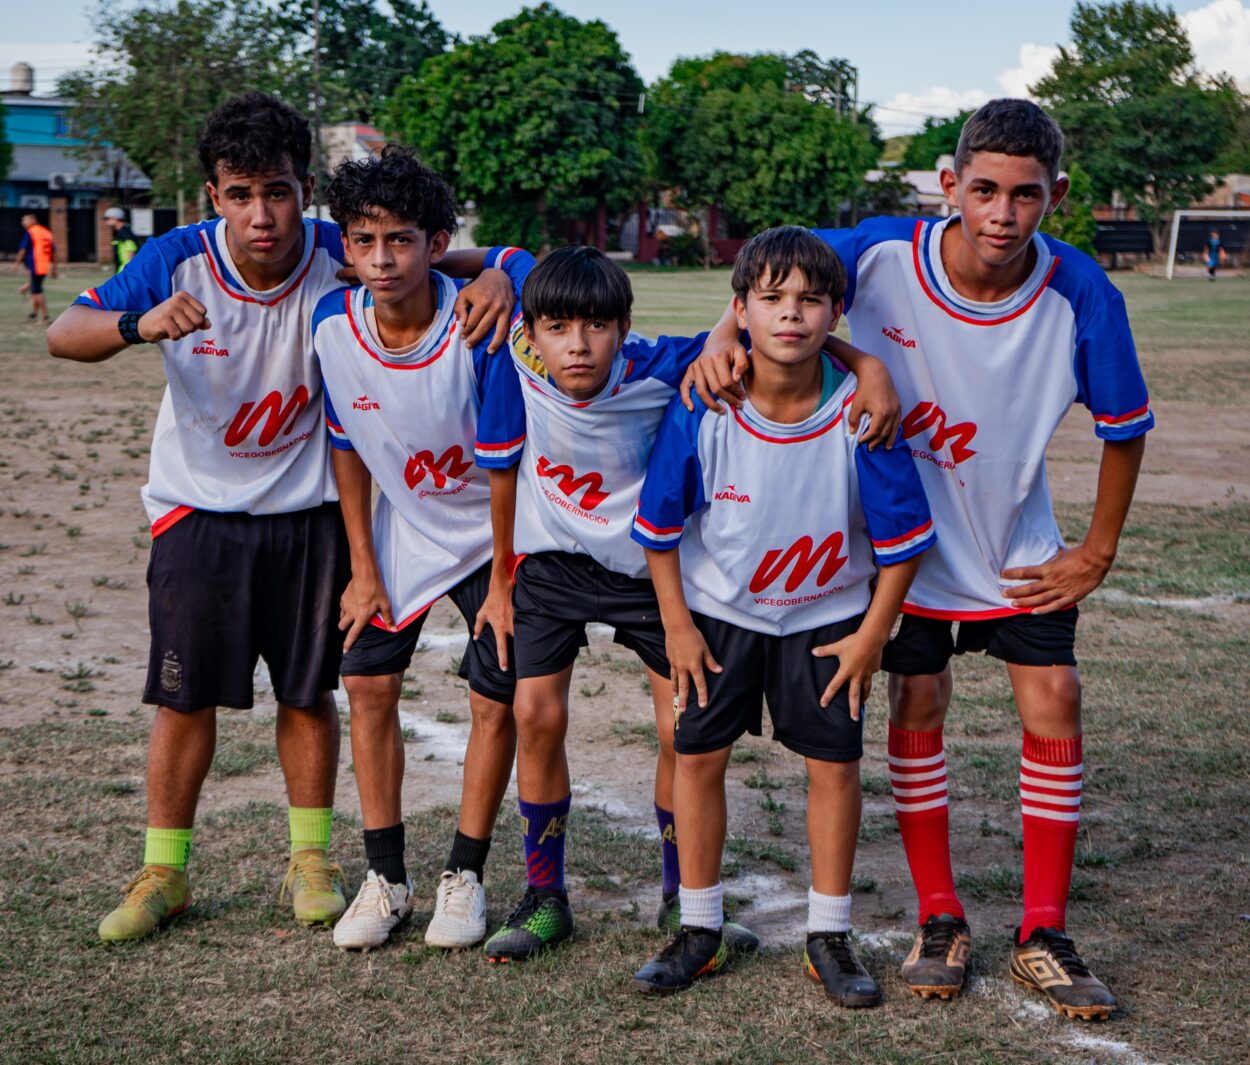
[121,868,165,906]
[437,872,477,922]
[662,929,713,964]
[343,874,394,921]
[919,917,964,959]
[1034,930,1091,978]
[502,888,542,927]
[278,854,343,906]
[813,932,861,974]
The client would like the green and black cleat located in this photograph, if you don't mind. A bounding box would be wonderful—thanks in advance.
[657,892,759,955]
[632,926,727,994]
[483,886,574,963]
[1010,926,1115,1022]
[804,931,882,1008]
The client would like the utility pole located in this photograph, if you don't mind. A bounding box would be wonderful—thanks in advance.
[311,0,324,215]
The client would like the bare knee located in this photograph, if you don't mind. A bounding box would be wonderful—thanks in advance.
[513,692,566,749]
[677,749,730,784]
[470,693,514,738]
[343,674,401,718]
[889,670,951,730]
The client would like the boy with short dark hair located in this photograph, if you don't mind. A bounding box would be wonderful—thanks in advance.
[630,226,934,1002]
[313,145,534,952]
[688,99,1152,1020]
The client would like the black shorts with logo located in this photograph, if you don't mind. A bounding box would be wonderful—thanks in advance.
[512,551,668,679]
[881,609,1079,676]
[143,503,350,712]
[340,561,515,705]
[672,612,867,763]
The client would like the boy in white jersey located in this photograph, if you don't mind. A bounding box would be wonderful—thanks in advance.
[314,146,533,952]
[630,227,934,1002]
[47,97,519,946]
[686,100,1151,1020]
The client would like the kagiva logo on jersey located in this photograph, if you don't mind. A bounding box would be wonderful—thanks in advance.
[881,324,917,349]
[749,531,848,604]
[191,338,230,357]
[352,394,381,411]
[713,484,751,503]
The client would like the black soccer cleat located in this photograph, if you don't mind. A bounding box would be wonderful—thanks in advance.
[901,913,973,1000]
[656,892,760,955]
[804,931,882,1008]
[483,886,574,963]
[632,926,727,994]
[1010,926,1115,1022]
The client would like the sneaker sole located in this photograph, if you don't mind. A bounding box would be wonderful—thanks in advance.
[906,982,963,1001]
[805,961,883,1009]
[1009,971,1113,1022]
[335,912,411,952]
[424,920,486,949]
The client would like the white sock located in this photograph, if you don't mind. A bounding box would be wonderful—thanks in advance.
[808,888,852,934]
[679,883,724,931]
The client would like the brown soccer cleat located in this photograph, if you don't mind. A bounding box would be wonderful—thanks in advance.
[901,913,972,1000]
[1010,926,1116,1022]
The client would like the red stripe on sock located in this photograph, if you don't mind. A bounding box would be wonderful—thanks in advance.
[1020,731,1082,940]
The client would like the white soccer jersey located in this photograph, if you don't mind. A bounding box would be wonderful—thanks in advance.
[814,216,1154,620]
[314,249,531,629]
[481,332,707,579]
[76,217,345,535]
[633,362,935,637]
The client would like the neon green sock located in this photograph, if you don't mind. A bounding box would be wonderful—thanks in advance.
[144,827,193,869]
[289,806,333,854]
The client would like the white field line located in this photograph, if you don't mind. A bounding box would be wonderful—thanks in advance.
[1092,588,1248,612]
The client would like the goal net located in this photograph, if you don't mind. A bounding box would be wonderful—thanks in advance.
[1165,209,1250,279]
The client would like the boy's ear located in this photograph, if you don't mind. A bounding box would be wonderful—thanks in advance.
[828,297,844,333]
[1045,173,1070,217]
[616,317,632,350]
[732,294,749,331]
[340,233,354,266]
[301,173,316,212]
[428,229,451,264]
[205,179,223,216]
[938,166,959,210]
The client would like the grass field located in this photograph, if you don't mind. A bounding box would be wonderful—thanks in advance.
[0,266,1247,1064]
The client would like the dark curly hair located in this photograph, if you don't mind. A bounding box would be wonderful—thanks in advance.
[326,145,457,237]
[731,226,847,303]
[197,92,312,184]
[521,246,633,329]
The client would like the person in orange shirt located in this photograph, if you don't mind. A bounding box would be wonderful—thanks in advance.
[15,213,57,322]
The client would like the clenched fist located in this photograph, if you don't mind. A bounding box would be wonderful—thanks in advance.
[138,292,211,342]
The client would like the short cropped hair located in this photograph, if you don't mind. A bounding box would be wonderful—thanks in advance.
[954,99,1064,181]
[326,145,457,237]
[522,246,633,329]
[731,226,848,304]
[198,92,312,183]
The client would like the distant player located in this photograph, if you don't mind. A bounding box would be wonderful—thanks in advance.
[103,207,140,273]
[687,99,1152,1021]
[313,146,531,952]
[16,213,56,321]
[630,227,934,1002]
[1205,229,1226,281]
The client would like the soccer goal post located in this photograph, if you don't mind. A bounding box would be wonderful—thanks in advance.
[1165,209,1250,279]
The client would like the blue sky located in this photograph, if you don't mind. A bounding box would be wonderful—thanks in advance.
[3,0,1248,133]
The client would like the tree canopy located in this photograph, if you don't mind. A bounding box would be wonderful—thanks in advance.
[900,112,971,171]
[383,4,644,249]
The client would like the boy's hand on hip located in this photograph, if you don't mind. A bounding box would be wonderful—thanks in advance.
[812,632,882,721]
[454,268,515,353]
[680,339,749,414]
[666,622,722,716]
[1002,544,1111,614]
[339,574,394,653]
[473,574,514,672]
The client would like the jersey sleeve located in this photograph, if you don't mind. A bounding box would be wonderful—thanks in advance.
[311,287,355,452]
[73,234,173,312]
[474,339,526,468]
[622,332,710,388]
[1072,292,1154,441]
[322,385,353,451]
[811,227,859,313]
[632,395,708,551]
[854,431,936,565]
[486,246,536,304]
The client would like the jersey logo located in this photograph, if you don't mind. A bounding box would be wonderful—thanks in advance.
[713,484,751,504]
[749,532,848,594]
[881,325,917,349]
[536,455,610,511]
[902,401,978,464]
[405,445,473,490]
[224,386,309,447]
[191,338,230,357]
[352,394,381,411]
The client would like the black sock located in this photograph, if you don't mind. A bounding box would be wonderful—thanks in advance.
[446,830,491,883]
[363,823,406,884]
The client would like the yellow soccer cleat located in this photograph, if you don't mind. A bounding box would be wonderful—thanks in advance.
[98,865,192,943]
[279,849,347,926]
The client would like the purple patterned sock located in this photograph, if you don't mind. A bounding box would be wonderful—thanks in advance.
[656,804,680,896]
[519,795,570,893]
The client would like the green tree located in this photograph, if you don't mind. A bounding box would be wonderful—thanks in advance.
[0,100,12,181]
[59,0,293,213]
[382,4,644,250]
[1042,161,1098,256]
[1032,1,1239,250]
[900,112,971,170]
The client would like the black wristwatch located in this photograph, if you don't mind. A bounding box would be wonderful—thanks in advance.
[118,311,144,345]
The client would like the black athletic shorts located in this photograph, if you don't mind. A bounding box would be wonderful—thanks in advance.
[29,273,45,295]
[340,561,515,705]
[143,503,350,712]
[512,551,667,679]
[882,608,1079,676]
[672,612,867,763]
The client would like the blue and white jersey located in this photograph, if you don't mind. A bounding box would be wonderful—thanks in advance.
[75,217,345,535]
[313,247,531,629]
[481,331,708,580]
[633,360,935,637]
[814,215,1154,620]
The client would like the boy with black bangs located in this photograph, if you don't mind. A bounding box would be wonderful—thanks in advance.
[686,100,1152,1020]
[314,145,534,952]
[631,227,935,1002]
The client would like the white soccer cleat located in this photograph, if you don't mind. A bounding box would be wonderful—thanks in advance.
[424,869,487,948]
[333,870,413,951]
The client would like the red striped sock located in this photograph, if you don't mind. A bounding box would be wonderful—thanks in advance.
[1020,731,1083,942]
[889,723,964,923]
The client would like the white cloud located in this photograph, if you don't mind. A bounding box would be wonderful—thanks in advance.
[996,42,1061,99]
[1183,0,1250,84]
[877,86,989,129]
